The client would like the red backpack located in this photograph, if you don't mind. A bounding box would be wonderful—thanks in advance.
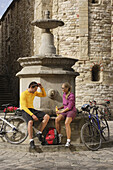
[44,128,59,145]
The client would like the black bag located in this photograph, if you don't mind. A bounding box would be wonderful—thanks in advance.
[15,109,23,116]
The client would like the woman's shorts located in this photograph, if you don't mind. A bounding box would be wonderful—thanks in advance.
[22,108,46,123]
[60,110,76,120]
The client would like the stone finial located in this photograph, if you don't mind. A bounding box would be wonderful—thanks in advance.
[45,10,50,19]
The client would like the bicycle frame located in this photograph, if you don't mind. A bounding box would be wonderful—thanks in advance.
[0,116,17,134]
[88,107,101,131]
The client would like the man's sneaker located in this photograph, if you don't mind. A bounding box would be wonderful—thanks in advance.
[30,140,35,149]
[36,133,43,142]
[58,134,63,144]
[65,141,71,147]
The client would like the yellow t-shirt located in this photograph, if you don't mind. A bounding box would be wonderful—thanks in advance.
[20,88,46,116]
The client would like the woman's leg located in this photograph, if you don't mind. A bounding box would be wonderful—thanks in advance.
[65,117,72,140]
[55,114,64,134]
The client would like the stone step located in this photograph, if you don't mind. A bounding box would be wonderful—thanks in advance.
[0,139,113,153]
[0,114,112,152]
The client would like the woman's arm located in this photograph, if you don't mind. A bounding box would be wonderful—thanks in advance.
[56,107,69,114]
[58,106,64,110]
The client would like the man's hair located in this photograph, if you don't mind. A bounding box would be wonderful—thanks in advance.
[28,81,38,88]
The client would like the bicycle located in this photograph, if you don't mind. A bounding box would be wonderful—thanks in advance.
[97,100,111,120]
[89,100,110,141]
[80,103,110,151]
[0,104,28,144]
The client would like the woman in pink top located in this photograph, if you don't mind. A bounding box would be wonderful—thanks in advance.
[55,82,76,147]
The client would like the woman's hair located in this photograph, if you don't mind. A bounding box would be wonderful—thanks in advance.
[63,82,72,92]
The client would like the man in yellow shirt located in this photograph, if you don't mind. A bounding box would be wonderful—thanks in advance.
[20,81,50,149]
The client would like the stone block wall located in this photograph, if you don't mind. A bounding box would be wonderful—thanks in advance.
[75,0,113,109]
[51,0,113,111]
[53,0,79,58]
[1,0,113,113]
[0,23,3,74]
[33,0,53,55]
[0,0,34,105]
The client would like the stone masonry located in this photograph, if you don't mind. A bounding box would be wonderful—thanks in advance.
[0,0,34,105]
[0,22,2,74]
[0,0,113,113]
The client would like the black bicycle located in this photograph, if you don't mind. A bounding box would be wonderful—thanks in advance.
[0,104,28,144]
[97,100,111,120]
[81,103,110,151]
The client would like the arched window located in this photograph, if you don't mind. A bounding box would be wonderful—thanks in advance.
[92,65,100,81]
[90,0,99,3]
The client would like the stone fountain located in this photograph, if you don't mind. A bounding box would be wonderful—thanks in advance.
[16,11,79,115]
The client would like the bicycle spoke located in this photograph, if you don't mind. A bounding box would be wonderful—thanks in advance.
[99,116,110,141]
[81,123,101,151]
[4,116,28,144]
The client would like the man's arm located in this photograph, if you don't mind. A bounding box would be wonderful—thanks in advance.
[20,92,34,116]
[36,87,46,97]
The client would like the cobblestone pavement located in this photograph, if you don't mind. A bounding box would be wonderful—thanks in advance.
[0,121,113,169]
[0,147,113,170]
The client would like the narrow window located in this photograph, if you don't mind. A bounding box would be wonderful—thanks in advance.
[92,0,95,3]
[8,45,10,54]
[91,0,98,3]
[92,65,100,81]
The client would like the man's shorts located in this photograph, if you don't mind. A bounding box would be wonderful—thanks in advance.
[22,108,46,123]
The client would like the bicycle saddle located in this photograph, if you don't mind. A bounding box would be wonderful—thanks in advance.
[81,104,90,112]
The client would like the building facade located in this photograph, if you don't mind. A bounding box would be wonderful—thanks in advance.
[0,0,113,111]
[0,0,34,105]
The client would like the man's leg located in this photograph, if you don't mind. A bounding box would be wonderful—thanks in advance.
[28,120,36,149]
[39,114,50,132]
[35,114,50,143]
[28,120,34,139]
[22,109,37,148]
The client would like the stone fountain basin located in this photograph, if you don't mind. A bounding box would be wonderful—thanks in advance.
[31,19,64,29]
[17,55,78,68]
[16,55,79,77]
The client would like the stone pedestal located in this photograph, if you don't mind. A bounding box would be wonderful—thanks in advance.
[16,55,79,115]
[39,31,56,55]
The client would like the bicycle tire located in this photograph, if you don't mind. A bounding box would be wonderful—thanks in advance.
[107,108,112,120]
[99,115,110,141]
[4,116,28,144]
[0,118,5,137]
[81,122,102,151]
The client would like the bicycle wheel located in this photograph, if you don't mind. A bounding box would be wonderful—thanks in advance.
[0,118,5,140]
[4,116,28,144]
[107,108,112,120]
[81,122,102,151]
[99,115,110,141]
